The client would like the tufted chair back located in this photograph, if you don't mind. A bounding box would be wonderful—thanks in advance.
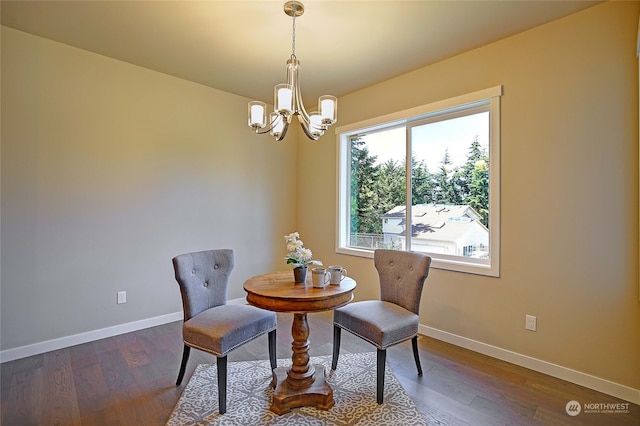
[172,249,234,322]
[374,249,432,314]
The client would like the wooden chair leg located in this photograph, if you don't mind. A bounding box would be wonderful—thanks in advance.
[268,329,277,370]
[217,356,228,414]
[331,325,341,370]
[377,348,386,404]
[412,335,423,376]
[176,345,191,386]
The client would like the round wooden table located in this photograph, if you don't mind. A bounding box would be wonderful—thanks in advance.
[244,271,356,415]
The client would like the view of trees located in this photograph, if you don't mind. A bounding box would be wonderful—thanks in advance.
[350,135,489,236]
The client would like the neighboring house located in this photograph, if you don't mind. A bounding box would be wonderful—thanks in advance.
[383,204,489,258]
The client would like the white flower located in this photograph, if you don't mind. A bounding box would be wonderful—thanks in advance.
[284,232,300,243]
[298,248,312,261]
[283,231,322,267]
[287,240,303,252]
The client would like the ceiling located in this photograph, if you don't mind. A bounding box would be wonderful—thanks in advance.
[1,0,601,103]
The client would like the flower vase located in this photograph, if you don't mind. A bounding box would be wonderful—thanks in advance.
[293,266,308,283]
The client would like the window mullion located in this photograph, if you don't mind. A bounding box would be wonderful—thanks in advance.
[405,125,412,251]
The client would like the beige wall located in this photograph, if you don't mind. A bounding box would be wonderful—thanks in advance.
[1,27,297,350]
[298,1,640,392]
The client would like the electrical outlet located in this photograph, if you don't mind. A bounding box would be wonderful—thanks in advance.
[117,291,127,304]
[525,314,537,331]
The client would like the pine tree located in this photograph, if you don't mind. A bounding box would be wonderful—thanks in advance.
[409,156,433,205]
[433,148,461,204]
[460,135,489,226]
[458,135,485,199]
[466,158,489,226]
[377,159,406,224]
[350,136,379,235]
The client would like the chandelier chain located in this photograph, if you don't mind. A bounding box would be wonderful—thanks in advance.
[291,15,296,58]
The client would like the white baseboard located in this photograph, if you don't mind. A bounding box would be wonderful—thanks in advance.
[0,298,250,364]
[419,324,640,405]
[0,311,183,363]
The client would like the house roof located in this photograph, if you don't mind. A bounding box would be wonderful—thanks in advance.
[384,204,487,242]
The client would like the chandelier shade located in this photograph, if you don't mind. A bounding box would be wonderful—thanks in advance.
[247,1,337,141]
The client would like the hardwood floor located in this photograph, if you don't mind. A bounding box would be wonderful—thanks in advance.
[2,311,638,425]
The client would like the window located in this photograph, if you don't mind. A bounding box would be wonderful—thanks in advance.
[336,86,501,276]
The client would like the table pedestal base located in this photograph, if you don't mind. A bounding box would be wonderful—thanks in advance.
[269,364,334,415]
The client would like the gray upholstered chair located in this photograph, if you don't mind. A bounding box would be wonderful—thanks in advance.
[173,249,277,415]
[331,249,431,404]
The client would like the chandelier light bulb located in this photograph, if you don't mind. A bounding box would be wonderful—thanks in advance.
[270,112,285,139]
[309,111,324,138]
[248,101,266,128]
[319,95,337,125]
[275,84,293,114]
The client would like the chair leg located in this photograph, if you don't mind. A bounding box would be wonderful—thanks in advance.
[412,335,423,376]
[376,348,386,404]
[268,329,277,370]
[331,325,341,370]
[176,345,191,386]
[217,356,228,414]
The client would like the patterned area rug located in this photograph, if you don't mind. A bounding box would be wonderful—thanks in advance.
[167,352,429,425]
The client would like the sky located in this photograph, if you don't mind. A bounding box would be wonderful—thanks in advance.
[361,111,489,172]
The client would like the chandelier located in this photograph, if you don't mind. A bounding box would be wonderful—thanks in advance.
[247,1,337,141]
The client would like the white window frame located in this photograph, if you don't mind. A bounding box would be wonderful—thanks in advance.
[336,86,502,277]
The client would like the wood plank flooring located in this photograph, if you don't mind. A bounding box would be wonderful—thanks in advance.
[2,311,638,425]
